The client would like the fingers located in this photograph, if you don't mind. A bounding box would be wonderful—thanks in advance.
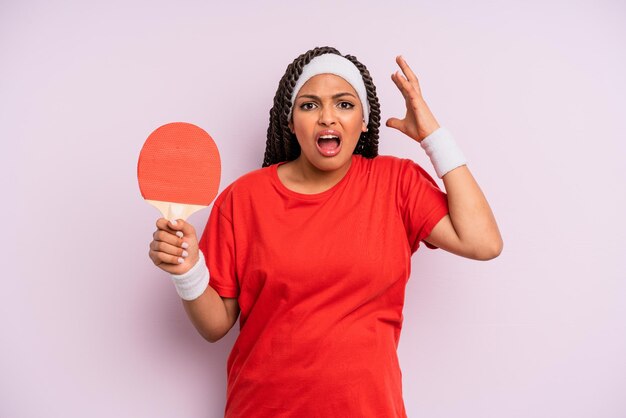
[388,55,439,142]
[149,247,186,266]
[149,229,188,267]
[156,218,197,239]
[391,70,420,103]
[390,71,408,101]
[155,217,179,237]
[151,218,198,268]
[391,55,423,100]
[152,227,185,247]
[395,55,420,87]
[150,239,188,259]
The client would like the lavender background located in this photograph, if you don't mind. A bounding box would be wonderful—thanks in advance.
[2,0,625,417]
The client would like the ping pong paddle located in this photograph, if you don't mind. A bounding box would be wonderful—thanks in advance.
[137,122,221,221]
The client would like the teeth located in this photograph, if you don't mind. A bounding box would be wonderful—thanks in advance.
[319,135,339,139]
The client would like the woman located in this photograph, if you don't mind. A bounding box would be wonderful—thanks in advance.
[149,46,502,417]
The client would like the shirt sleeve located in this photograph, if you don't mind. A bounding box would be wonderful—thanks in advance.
[398,158,449,253]
[198,188,240,298]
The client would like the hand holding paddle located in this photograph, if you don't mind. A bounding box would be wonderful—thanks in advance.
[149,218,199,275]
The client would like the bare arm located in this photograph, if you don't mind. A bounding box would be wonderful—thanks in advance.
[182,289,240,343]
[149,217,240,343]
[386,55,502,260]
[423,165,503,260]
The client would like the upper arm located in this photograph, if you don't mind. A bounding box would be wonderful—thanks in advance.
[222,296,240,331]
[423,214,470,258]
[424,214,502,260]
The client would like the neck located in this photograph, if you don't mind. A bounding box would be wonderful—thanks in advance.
[290,155,354,191]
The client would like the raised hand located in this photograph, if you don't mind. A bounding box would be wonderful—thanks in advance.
[385,55,441,142]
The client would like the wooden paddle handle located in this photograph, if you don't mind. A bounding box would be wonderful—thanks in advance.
[146,199,208,221]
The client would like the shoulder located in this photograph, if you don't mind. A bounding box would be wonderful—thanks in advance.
[231,165,273,190]
[213,165,274,208]
[357,154,439,190]
[357,154,428,176]
[358,154,416,168]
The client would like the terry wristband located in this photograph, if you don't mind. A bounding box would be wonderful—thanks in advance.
[420,126,467,178]
[170,250,209,301]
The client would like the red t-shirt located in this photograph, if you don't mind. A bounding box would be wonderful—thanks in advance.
[199,154,449,418]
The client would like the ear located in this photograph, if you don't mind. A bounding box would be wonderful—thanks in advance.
[288,120,294,134]
[362,120,368,132]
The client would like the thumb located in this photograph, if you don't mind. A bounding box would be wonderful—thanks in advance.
[168,218,183,229]
[386,117,403,131]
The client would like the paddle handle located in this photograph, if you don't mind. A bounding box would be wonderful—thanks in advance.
[146,199,208,221]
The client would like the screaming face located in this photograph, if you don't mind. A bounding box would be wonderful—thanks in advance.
[289,73,368,174]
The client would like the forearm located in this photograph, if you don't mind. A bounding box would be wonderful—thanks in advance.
[181,284,231,343]
[442,165,503,258]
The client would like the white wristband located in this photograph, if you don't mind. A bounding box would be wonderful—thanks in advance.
[170,250,209,301]
[420,126,467,178]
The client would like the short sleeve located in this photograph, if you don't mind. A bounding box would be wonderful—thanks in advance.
[398,159,449,253]
[198,189,240,298]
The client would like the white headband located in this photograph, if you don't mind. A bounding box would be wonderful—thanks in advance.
[288,53,370,125]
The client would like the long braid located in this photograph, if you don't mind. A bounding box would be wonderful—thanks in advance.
[344,54,380,159]
[262,46,381,167]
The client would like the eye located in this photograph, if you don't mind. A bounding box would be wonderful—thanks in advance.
[299,102,316,110]
[338,101,355,110]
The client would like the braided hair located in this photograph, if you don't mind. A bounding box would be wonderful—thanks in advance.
[262,46,381,167]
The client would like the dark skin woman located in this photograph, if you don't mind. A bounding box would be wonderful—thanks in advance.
[148,46,502,416]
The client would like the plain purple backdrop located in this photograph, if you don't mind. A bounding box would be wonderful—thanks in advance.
[2,0,625,417]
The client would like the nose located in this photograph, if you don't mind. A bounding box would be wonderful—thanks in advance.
[318,105,336,126]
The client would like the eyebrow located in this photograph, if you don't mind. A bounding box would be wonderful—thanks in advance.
[296,92,357,101]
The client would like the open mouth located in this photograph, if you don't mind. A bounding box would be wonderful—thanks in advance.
[316,135,342,156]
